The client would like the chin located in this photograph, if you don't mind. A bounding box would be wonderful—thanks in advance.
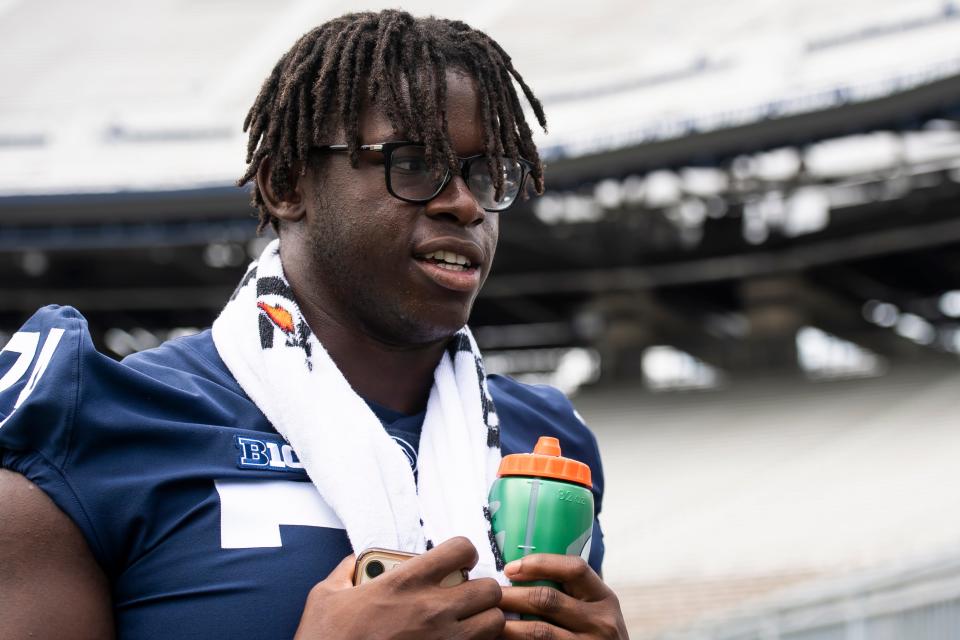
[381,306,472,347]
[405,319,469,346]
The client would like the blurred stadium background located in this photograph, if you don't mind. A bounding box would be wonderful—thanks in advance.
[4,0,960,637]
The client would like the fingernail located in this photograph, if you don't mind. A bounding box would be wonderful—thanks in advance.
[504,560,521,576]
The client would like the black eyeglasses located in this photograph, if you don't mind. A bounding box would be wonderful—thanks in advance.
[315,141,532,212]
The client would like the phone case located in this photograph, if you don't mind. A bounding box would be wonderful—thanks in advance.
[352,547,468,587]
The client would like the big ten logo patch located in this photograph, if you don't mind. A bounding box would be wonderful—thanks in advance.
[0,329,64,429]
[235,436,305,473]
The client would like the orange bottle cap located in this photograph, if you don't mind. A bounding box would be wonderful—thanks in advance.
[497,436,592,488]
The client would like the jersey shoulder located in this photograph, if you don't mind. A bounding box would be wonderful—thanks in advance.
[121,328,269,427]
[0,307,260,461]
[1,307,274,574]
[122,328,247,400]
[0,305,90,463]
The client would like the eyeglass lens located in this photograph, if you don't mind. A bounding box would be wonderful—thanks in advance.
[389,145,438,200]
[389,144,524,211]
[465,158,523,210]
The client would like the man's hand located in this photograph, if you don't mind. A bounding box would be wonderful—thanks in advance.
[499,554,629,639]
[294,536,505,640]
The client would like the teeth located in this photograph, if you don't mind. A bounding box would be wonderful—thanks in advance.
[420,250,472,267]
[435,262,467,272]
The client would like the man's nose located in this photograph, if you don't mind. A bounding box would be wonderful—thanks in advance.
[423,175,486,226]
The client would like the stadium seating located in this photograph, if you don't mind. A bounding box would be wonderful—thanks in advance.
[577,363,960,634]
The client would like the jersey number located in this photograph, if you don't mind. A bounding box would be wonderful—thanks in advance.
[214,479,344,548]
[0,329,64,429]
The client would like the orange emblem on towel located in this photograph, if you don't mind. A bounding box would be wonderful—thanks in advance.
[257,302,295,334]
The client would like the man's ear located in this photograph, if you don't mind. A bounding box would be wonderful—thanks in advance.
[257,157,306,223]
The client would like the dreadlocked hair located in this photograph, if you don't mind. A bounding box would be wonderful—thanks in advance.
[237,10,548,232]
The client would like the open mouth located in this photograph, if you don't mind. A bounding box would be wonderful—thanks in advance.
[414,249,478,273]
[412,247,484,293]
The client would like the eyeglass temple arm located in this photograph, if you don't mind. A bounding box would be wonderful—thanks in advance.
[320,144,384,152]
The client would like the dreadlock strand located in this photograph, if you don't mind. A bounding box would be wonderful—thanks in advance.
[309,55,341,141]
[396,35,427,145]
[269,103,296,198]
[242,55,290,164]
[237,147,266,188]
[481,35,547,132]
[472,65,506,197]
[501,73,545,191]
[276,29,325,108]
[413,37,443,172]
[455,48,504,196]
[345,30,378,146]
[427,45,459,170]
[493,67,521,159]
[367,16,394,93]
[369,12,413,131]
[243,53,288,134]
[368,10,404,91]
[336,19,376,166]
[295,84,313,169]
[308,18,366,141]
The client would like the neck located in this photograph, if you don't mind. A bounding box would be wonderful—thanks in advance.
[314,311,445,415]
[291,293,446,417]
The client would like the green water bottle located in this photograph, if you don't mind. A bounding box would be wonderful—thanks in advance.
[488,436,595,590]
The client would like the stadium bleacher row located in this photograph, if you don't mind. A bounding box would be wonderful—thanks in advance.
[579,363,960,635]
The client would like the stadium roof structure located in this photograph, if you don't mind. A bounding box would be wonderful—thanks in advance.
[1,0,959,195]
[2,0,960,381]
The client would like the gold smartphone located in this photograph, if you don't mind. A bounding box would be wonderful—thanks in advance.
[352,547,468,587]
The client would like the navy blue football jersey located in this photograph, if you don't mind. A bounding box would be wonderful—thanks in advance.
[0,306,606,639]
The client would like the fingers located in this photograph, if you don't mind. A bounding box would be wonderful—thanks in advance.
[400,536,479,585]
[501,619,577,640]
[456,605,506,640]
[502,560,629,640]
[326,553,357,588]
[300,553,358,631]
[450,577,502,619]
[499,585,585,630]
[504,554,609,601]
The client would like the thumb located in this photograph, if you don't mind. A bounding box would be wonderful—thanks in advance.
[321,553,357,590]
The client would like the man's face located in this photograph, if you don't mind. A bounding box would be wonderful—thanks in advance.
[289,69,498,346]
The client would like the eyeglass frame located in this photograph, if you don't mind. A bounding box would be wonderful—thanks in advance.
[312,141,534,212]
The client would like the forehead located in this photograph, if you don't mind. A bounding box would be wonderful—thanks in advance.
[359,69,484,155]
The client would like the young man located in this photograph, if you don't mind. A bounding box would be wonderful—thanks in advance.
[0,11,628,639]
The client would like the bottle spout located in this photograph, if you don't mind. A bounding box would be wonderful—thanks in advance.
[533,436,561,457]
